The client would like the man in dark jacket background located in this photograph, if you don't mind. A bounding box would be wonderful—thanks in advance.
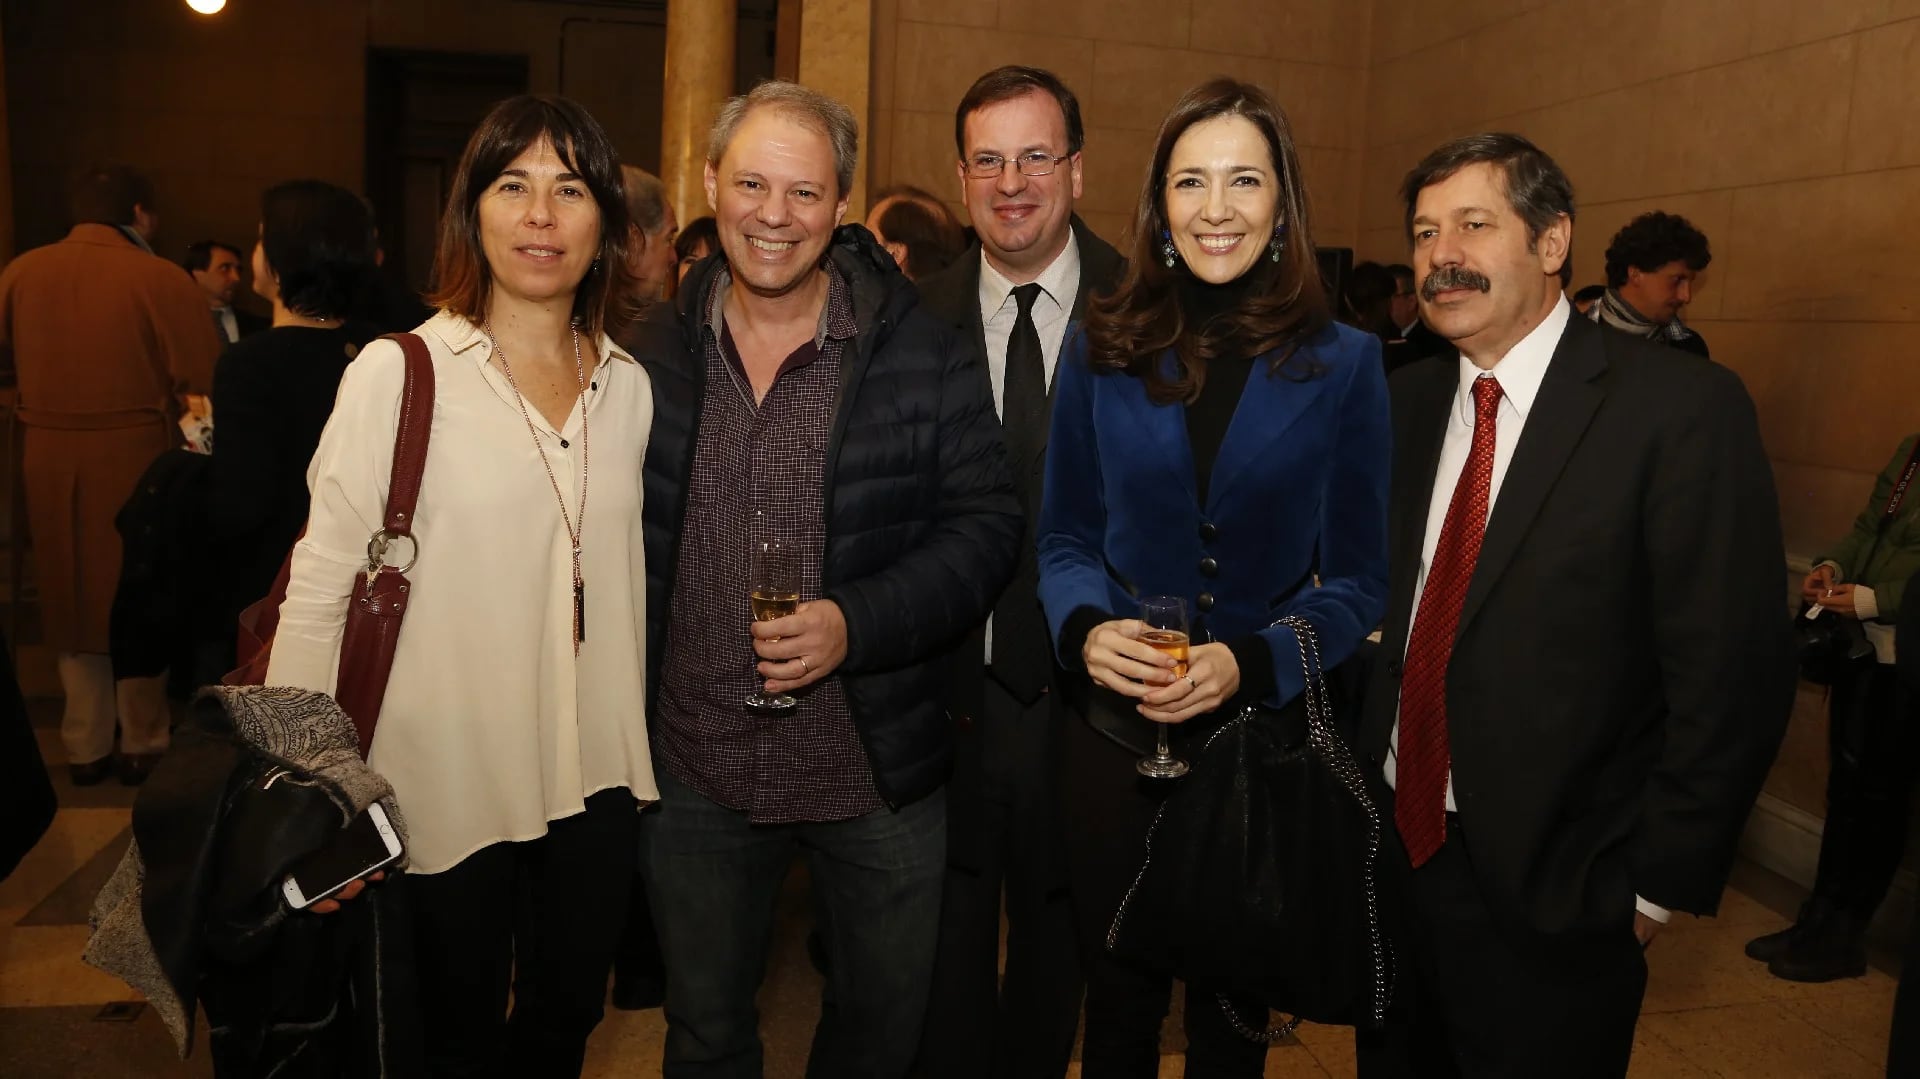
[634,81,1021,1079]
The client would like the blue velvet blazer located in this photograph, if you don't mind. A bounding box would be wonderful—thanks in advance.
[1036,321,1390,708]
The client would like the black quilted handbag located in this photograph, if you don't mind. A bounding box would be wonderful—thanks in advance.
[1105,616,1393,1041]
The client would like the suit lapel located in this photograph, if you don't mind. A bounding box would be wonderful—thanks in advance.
[1119,357,1199,503]
[1393,363,1457,632]
[1363,360,1455,754]
[1205,358,1330,514]
[1454,318,1608,637]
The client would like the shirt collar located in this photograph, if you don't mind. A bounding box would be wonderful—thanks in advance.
[977,228,1082,318]
[705,261,855,350]
[425,309,634,368]
[1452,295,1569,424]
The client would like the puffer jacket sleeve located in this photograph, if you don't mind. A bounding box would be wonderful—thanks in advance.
[826,321,1022,673]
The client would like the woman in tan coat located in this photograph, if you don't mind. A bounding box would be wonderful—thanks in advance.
[0,165,218,784]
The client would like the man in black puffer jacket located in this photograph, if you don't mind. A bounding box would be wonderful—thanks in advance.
[631,80,1020,1079]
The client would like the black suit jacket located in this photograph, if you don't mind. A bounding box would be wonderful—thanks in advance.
[918,216,1125,723]
[1361,313,1794,937]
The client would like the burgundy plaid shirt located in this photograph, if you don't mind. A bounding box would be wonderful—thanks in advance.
[654,264,883,822]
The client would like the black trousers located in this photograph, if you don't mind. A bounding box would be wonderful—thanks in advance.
[1360,817,1647,1079]
[406,787,639,1078]
[1060,708,1269,1079]
[916,677,1082,1079]
[1814,661,1920,919]
[612,870,666,992]
[1891,893,1920,1076]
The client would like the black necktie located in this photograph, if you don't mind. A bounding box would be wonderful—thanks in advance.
[213,308,230,344]
[988,282,1051,702]
[1003,283,1047,469]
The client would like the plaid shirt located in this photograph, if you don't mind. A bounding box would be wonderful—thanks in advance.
[654,263,883,822]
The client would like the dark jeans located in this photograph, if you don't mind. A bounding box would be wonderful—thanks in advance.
[1815,661,1920,919]
[639,771,946,1079]
[1060,709,1269,1079]
[406,787,640,1079]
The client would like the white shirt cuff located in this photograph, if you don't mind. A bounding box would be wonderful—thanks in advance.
[1635,895,1672,923]
[1855,584,1880,622]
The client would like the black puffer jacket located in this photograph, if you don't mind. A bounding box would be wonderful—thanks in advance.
[636,225,1021,807]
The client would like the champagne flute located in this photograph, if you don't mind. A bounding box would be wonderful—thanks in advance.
[747,538,800,710]
[1137,595,1191,779]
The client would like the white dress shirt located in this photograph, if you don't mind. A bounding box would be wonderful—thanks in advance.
[978,233,1081,661]
[215,305,240,345]
[267,311,658,874]
[977,230,1082,417]
[1381,299,1672,923]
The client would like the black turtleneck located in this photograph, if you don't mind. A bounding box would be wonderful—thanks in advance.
[1176,271,1263,504]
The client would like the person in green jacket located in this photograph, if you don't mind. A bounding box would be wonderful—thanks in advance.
[1747,433,1920,982]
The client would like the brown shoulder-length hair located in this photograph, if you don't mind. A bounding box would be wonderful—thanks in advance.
[1086,79,1329,404]
[426,95,634,339]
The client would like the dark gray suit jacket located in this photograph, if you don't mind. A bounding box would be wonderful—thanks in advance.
[916,216,1123,873]
[1362,313,1794,937]
[918,216,1125,722]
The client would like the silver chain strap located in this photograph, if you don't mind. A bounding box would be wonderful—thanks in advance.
[1104,615,1394,1044]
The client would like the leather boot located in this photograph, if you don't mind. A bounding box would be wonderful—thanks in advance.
[1745,896,1835,962]
[1767,909,1868,982]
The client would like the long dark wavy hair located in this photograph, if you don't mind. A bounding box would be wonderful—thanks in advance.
[1086,79,1329,404]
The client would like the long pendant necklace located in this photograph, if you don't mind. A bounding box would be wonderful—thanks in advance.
[486,322,590,655]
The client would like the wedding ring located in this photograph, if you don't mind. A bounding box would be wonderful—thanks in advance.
[1826,588,1835,597]
[1185,675,1198,689]
[799,656,811,673]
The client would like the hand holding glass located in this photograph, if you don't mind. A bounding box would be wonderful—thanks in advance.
[747,539,799,710]
[1136,595,1191,779]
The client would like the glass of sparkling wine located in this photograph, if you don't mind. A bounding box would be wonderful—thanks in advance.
[747,538,800,710]
[1137,595,1192,779]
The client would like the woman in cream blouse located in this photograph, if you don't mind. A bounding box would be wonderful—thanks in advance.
[266,95,655,1076]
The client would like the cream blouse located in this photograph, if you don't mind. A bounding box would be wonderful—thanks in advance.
[266,311,656,874]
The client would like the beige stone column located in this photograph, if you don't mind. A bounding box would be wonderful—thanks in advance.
[797,0,872,219]
[660,0,738,228]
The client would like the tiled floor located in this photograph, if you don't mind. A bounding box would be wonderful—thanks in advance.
[1,713,1902,1078]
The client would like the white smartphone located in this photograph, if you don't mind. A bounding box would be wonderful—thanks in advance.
[280,801,404,910]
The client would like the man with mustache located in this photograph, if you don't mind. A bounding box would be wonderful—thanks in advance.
[1358,133,1792,1077]
[911,65,1123,1079]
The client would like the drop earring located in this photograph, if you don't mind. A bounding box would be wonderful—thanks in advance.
[1161,229,1178,269]
[1269,222,1287,262]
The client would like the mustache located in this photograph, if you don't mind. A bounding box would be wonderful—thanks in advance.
[1421,266,1491,300]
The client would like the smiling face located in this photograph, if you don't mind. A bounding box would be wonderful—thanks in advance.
[1162,114,1279,286]
[958,90,1081,283]
[705,106,849,301]
[1409,161,1568,365]
[476,134,603,309]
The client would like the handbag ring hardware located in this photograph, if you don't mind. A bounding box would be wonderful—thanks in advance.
[365,530,419,575]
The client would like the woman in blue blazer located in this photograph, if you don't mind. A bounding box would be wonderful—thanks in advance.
[1036,79,1390,1078]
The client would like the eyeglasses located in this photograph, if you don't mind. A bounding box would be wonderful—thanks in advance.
[963,151,1073,179]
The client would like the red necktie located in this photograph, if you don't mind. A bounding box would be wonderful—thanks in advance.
[1396,375,1503,868]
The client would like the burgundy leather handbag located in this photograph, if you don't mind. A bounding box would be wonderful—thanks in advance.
[225,332,435,759]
